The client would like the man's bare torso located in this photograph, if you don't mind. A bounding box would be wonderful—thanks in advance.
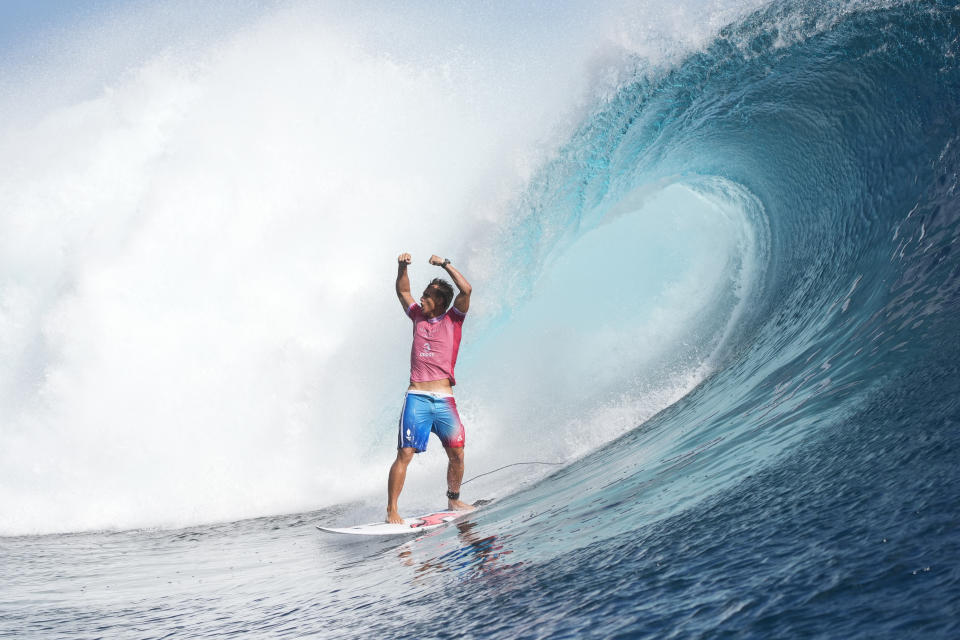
[408,379,454,394]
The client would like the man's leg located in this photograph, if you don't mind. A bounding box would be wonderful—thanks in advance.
[444,446,474,511]
[387,447,416,524]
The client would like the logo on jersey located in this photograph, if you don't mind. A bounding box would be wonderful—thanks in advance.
[418,342,435,358]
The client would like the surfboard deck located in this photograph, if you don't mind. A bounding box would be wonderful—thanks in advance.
[317,499,492,536]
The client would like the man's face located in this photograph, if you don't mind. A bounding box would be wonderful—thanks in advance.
[420,286,443,316]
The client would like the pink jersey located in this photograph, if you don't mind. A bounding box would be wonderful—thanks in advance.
[407,303,466,386]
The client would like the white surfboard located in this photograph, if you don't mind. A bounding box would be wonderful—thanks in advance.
[317,509,471,536]
[317,500,491,536]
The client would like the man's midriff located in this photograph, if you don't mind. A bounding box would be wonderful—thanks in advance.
[408,378,454,393]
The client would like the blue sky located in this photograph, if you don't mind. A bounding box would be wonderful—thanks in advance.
[0,0,130,63]
[0,1,590,58]
[1,1,106,44]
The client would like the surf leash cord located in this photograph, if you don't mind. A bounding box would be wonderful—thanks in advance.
[461,461,564,486]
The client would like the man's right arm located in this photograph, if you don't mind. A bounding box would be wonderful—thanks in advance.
[396,253,415,312]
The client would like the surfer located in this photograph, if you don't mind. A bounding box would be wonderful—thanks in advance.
[387,253,474,524]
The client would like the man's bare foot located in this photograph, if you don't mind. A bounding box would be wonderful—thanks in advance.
[448,498,474,512]
[386,510,404,524]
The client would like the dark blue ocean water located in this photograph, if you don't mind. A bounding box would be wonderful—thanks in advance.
[2,1,959,637]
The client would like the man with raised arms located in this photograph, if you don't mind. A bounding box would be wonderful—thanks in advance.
[387,253,474,524]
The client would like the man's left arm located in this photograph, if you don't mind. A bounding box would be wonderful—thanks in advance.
[429,255,471,314]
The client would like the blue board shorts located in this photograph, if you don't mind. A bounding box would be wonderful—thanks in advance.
[397,391,466,452]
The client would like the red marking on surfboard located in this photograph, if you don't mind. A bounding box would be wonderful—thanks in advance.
[410,512,459,528]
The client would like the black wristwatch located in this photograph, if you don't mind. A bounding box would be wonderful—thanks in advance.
[441,258,451,267]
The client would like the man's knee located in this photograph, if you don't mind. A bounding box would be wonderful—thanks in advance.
[444,446,464,463]
[395,447,416,465]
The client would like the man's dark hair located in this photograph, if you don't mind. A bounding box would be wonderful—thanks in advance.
[429,278,455,310]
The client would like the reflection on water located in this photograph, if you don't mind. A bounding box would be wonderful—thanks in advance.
[398,521,519,580]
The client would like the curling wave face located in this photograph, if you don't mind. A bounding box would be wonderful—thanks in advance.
[468,0,960,547]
